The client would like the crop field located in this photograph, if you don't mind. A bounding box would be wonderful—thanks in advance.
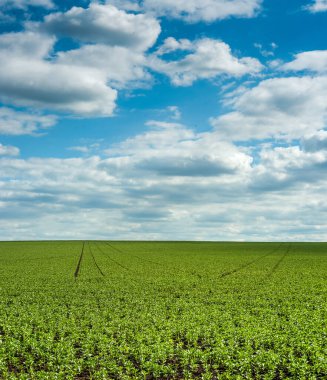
[0,241,326,379]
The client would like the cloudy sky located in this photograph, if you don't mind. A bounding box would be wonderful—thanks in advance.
[0,0,327,241]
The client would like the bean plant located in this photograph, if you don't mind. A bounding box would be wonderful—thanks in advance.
[0,241,326,379]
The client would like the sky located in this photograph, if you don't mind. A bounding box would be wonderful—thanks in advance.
[0,0,327,241]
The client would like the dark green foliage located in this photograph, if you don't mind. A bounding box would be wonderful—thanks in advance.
[0,241,326,379]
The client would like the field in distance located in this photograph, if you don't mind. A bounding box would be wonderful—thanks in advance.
[0,241,326,379]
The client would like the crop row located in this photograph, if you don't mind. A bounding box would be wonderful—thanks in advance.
[0,241,326,379]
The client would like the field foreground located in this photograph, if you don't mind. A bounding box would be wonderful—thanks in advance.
[0,241,326,379]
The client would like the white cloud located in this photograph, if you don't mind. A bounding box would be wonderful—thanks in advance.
[103,0,142,12]
[0,143,19,156]
[57,44,150,89]
[211,76,327,141]
[106,120,253,177]
[68,143,101,155]
[0,3,263,117]
[38,2,161,51]
[253,42,277,57]
[142,0,262,22]
[0,0,54,9]
[155,37,193,55]
[0,2,164,116]
[0,122,250,240]
[0,56,118,116]
[306,0,327,12]
[0,107,57,135]
[282,50,327,73]
[149,38,263,86]
[68,146,90,154]
[267,59,283,69]
[0,31,117,116]
[0,30,55,59]
[302,130,327,152]
[1,121,327,241]
[251,144,327,191]
[167,106,181,120]
[258,145,327,174]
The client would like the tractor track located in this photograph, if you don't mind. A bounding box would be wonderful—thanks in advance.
[88,242,105,277]
[103,241,206,281]
[219,243,284,279]
[104,241,165,267]
[74,241,85,279]
[94,242,134,272]
[265,243,292,280]
[94,242,170,286]
[92,242,147,286]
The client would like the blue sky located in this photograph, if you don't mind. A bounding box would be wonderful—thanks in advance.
[0,0,327,241]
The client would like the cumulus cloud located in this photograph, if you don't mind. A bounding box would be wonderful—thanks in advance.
[302,130,327,152]
[0,44,118,116]
[107,0,142,11]
[0,28,260,115]
[1,0,327,241]
[211,76,327,141]
[105,120,253,177]
[251,144,327,191]
[0,2,164,116]
[1,121,327,241]
[155,37,193,55]
[0,30,55,59]
[38,2,160,51]
[149,38,263,86]
[0,2,262,117]
[0,30,117,116]
[0,0,54,9]
[306,0,327,12]
[57,44,150,89]
[142,0,262,22]
[0,107,57,135]
[0,143,19,156]
[282,50,327,73]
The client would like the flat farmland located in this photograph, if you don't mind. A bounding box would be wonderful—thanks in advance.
[0,241,326,379]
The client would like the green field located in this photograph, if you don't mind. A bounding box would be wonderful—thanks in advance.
[0,241,326,379]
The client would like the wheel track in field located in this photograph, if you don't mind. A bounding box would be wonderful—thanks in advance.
[88,242,105,277]
[103,241,205,281]
[104,241,165,267]
[93,242,149,286]
[95,242,192,286]
[219,243,284,279]
[74,241,85,279]
[264,242,292,280]
[94,242,134,272]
